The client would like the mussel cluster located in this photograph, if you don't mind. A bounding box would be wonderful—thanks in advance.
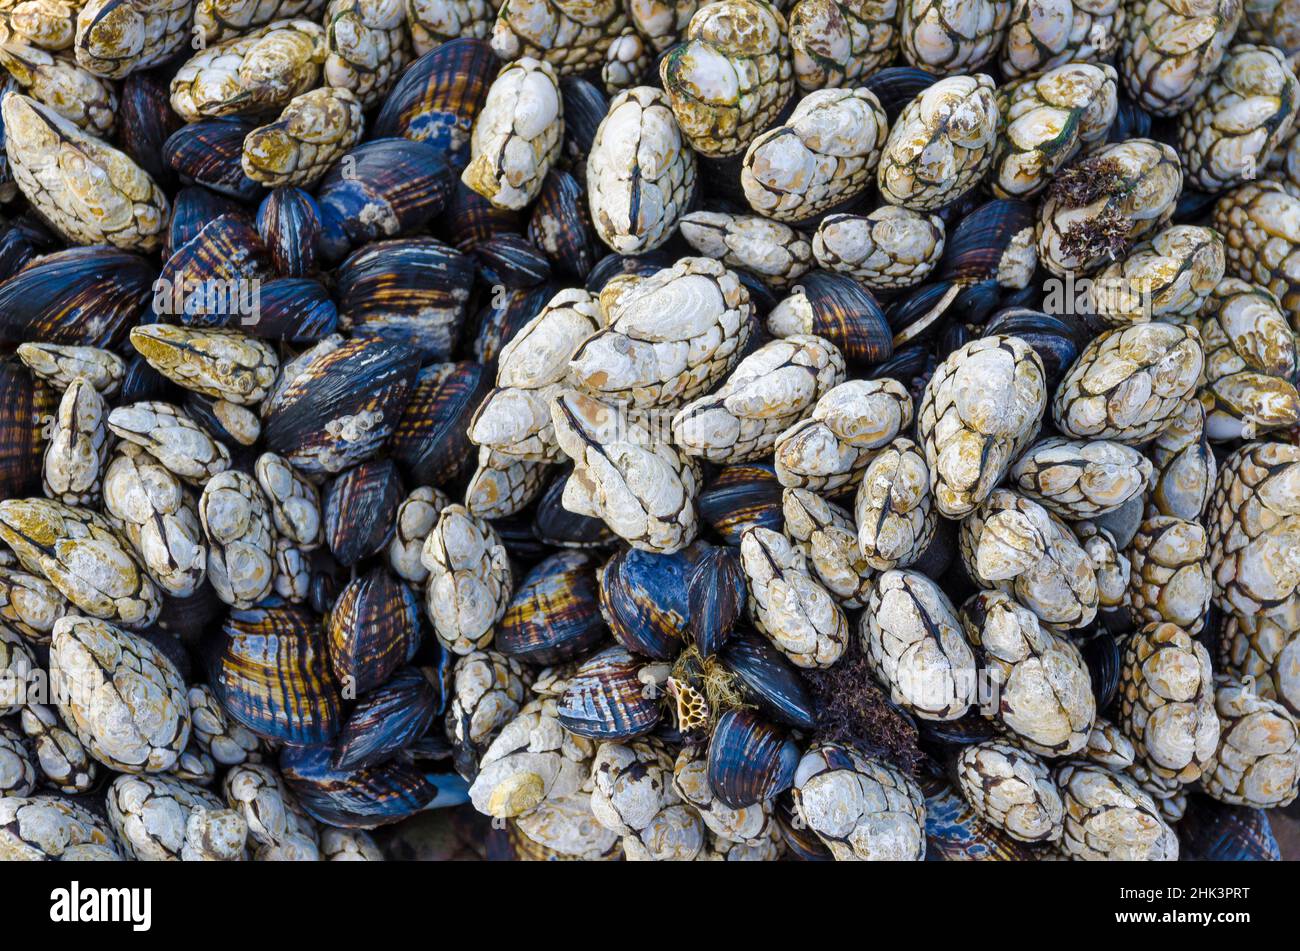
[0,0,1298,864]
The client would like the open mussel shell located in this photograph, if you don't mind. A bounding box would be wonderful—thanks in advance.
[372,38,496,174]
[434,182,526,254]
[337,238,474,362]
[718,633,817,730]
[389,360,489,487]
[119,69,183,188]
[1178,796,1281,861]
[772,270,892,365]
[324,459,404,567]
[1080,633,1122,713]
[497,550,607,664]
[556,645,662,739]
[184,392,261,449]
[698,462,785,544]
[328,568,422,696]
[0,246,154,348]
[707,709,800,809]
[981,307,1087,391]
[921,774,1040,860]
[280,743,465,829]
[688,545,745,657]
[529,169,596,281]
[936,199,1036,286]
[245,278,338,343]
[166,187,248,259]
[532,468,616,549]
[262,336,420,477]
[332,666,439,771]
[474,233,551,289]
[862,67,941,122]
[0,357,55,499]
[153,214,273,324]
[559,76,608,172]
[257,187,323,278]
[205,601,343,746]
[316,138,455,263]
[164,117,262,202]
[886,279,960,350]
[599,544,706,661]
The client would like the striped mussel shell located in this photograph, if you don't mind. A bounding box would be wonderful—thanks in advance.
[981,308,1088,391]
[433,181,526,254]
[280,742,460,829]
[697,461,785,544]
[1178,795,1281,861]
[766,270,892,366]
[152,214,274,325]
[184,392,262,448]
[0,246,153,349]
[0,357,56,500]
[336,237,474,363]
[244,278,338,344]
[471,283,556,365]
[935,199,1038,290]
[718,632,817,730]
[920,774,1040,860]
[256,187,323,277]
[165,187,248,259]
[315,138,456,262]
[599,543,707,660]
[688,544,746,656]
[117,352,180,405]
[556,645,662,739]
[528,169,596,281]
[332,666,439,770]
[474,233,552,288]
[497,549,607,664]
[327,567,422,696]
[532,469,617,549]
[118,69,184,187]
[163,117,263,202]
[261,335,420,476]
[0,216,58,284]
[706,708,800,808]
[559,75,608,174]
[323,458,404,567]
[206,601,343,745]
[389,360,490,487]
[372,38,496,173]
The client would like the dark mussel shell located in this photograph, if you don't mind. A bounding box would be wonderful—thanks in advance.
[372,38,495,172]
[688,545,745,656]
[1178,795,1281,861]
[389,360,489,487]
[163,117,262,202]
[862,66,941,122]
[0,246,154,348]
[490,514,554,564]
[936,198,1036,286]
[166,186,249,259]
[184,391,260,447]
[308,547,346,616]
[148,583,224,645]
[771,270,892,365]
[697,462,785,544]
[886,279,960,349]
[245,277,338,343]
[280,742,463,828]
[336,237,474,362]
[1080,632,1122,713]
[324,458,404,566]
[153,214,274,325]
[433,181,525,253]
[921,774,1039,860]
[332,666,439,771]
[599,544,706,660]
[908,513,957,583]
[1107,97,1153,144]
[206,602,343,745]
[119,69,184,187]
[474,233,551,288]
[1091,494,1145,550]
[473,283,557,365]
[118,352,180,404]
[135,626,194,683]
[584,249,675,294]
[316,138,455,262]
[256,187,323,277]
[982,307,1088,390]
[0,357,55,499]
[559,76,608,171]
[776,792,833,860]
[864,344,935,403]
[556,645,662,739]
[529,169,596,281]
[261,336,420,476]
[0,216,58,284]
[1174,188,1218,225]
[707,708,800,808]
[532,468,617,549]
[718,633,817,730]
[328,567,422,695]
[918,709,999,748]
[497,550,607,664]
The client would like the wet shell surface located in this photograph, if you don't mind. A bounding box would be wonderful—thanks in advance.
[462,56,563,210]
